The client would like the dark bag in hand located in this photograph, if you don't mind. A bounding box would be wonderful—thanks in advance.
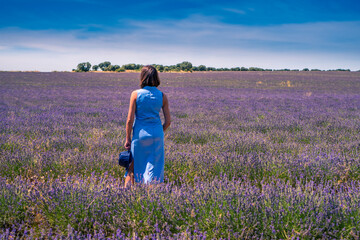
[119,150,133,170]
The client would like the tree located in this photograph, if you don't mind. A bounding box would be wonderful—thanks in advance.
[249,67,264,71]
[240,67,248,71]
[92,65,99,71]
[98,61,111,71]
[76,62,91,72]
[113,65,121,71]
[155,65,164,72]
[198,65,207,71]
[335,69,350,71]
[169,65,177,71]
[105,65,120,71]
[192,66,199,71]
[115,68,125,72]
[178,61,192,72]
[122,63,136,70]
[302,68,309,71]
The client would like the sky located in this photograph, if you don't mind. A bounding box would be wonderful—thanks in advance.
[0,0,360,71]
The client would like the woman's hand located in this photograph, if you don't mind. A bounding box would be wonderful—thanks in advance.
[124,140,131,150]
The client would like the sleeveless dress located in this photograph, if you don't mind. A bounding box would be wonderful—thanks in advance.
[127,86,164,184]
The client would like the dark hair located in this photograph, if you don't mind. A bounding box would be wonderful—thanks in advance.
[140,65,160,88]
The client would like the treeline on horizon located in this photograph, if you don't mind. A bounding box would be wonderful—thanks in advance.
[73,61,354,73]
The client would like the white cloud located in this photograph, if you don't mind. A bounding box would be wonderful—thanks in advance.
[223,8,246,14]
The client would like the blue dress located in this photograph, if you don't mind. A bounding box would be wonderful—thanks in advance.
[128,86,164,184]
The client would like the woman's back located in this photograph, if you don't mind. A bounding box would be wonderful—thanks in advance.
[135,86,163,125]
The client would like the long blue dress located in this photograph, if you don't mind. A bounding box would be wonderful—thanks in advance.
[129,86,164,184]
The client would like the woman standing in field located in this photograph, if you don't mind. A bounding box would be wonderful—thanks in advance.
[124,65,171,187]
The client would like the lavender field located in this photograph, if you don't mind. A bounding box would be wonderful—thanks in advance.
[1,71,360,239]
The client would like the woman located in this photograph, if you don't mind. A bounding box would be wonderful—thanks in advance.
[124,65,171,187]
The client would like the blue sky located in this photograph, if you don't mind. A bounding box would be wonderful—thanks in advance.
[1,0,360,71]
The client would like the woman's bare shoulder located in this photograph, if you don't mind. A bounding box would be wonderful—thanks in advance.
[162,92,169,104]
[160,90,167,97]
[130,90,138,101]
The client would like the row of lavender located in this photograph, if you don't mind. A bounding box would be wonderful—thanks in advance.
[1,175,360,239]
[1,71,360,238]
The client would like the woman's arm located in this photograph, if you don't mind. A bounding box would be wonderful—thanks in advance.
[162,93,171,131]
[124,91,137,150]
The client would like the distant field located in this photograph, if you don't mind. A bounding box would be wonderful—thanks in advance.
[1,71,360,239]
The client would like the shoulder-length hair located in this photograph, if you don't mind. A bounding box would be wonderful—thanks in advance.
[140,65,160,88]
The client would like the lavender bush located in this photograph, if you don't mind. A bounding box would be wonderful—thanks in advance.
[1,71,360,239]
